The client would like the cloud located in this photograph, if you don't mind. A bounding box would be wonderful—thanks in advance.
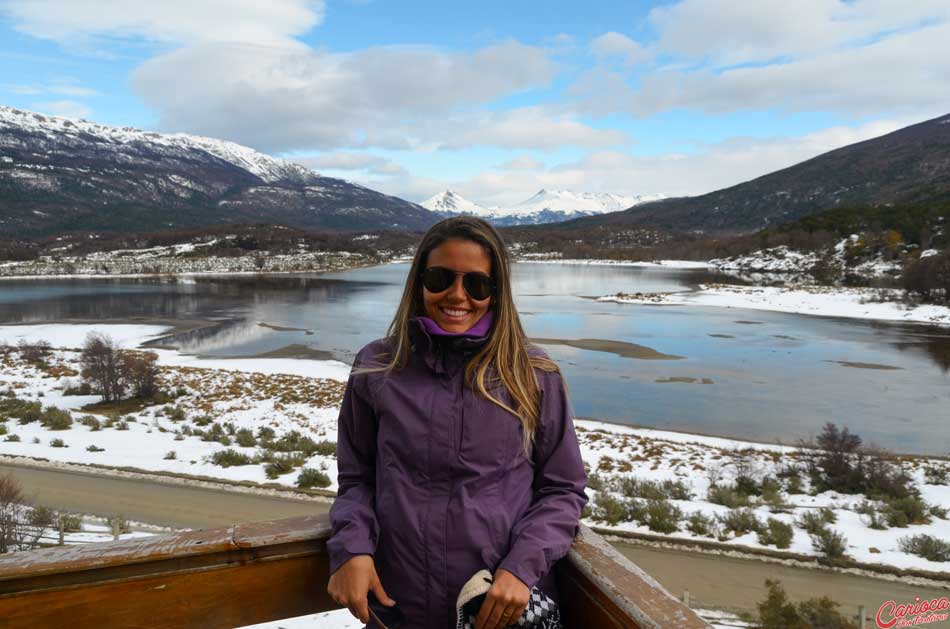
[131,40,561,152]
[590,32,649,67]
[633,21,950,117]
[497,156,545,171]
[370,117,914,207]
[0,0,324,46]
[436,107,628,152]
[648,0,950,66]
[296,152,407,176]
[32,99,92,119]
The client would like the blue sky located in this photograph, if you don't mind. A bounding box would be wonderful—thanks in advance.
[1,0,948,206]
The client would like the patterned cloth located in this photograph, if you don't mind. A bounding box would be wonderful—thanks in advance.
[455,570,562,629]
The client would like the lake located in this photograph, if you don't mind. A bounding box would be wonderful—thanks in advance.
[1,262,948,454]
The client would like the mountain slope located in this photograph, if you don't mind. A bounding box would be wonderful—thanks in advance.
[565,113,950,234]
[0,106,437,236]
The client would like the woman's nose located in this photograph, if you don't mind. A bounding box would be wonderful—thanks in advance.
[446,275,467,300]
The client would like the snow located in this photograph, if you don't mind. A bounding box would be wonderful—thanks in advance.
[421,188,666,224]
[599,284,950,326]
[519,257,714,269]
[0,105,315,184]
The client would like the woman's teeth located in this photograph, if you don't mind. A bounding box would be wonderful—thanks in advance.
[440,306,469,317]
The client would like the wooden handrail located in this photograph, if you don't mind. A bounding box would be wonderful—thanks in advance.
[0,516,709,628]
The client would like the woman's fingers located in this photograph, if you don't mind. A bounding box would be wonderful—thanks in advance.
[371,578,396,607]
[474,597,501,629]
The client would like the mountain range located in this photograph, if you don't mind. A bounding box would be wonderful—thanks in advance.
[559,112,950,234]
[0,106,437,237]
[421,189,664,226]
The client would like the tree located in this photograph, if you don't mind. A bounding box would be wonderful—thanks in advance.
[80,332,126,402]
[121,351,160,398]
[0,473,55,554]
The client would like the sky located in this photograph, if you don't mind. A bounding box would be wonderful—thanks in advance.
[1,0,948,207]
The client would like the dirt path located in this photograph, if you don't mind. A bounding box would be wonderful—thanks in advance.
[616,542,949,618]
[0,463,328,528]
[4,461,948,620]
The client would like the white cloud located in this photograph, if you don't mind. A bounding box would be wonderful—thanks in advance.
[2,81,98,97]
[0,0,323,46]
[497,156,545,171]
[131,40,562,152]
[371,117,916,207]
[296,152,407,176]
[32,99,92,119]
[648,0,950,66]
[590,32,649,67]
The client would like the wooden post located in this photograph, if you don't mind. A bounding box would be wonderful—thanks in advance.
[58,519,65,546]
[111,518,120,541]
[858,605,866,629]
[683,590,690,608]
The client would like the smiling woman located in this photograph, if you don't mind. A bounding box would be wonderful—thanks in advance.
[326,216,588,629]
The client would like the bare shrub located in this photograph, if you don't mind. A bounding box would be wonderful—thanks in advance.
[80,333,125,402]
[121,351,160,398]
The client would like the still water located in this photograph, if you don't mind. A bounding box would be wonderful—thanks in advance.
[1,262,948,454]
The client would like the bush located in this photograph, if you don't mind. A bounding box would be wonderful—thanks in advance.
[115,420,129,431]
[85,445,104,452]
[612,477,692,501]
[166,406,186,422]
[754,579,858,629]
[59,513,82,533]
[40,406,72,430]
[80,333,125,402]
[78,415,101,431]
[121,351,160,398]
[923,466,949,485]
[883,496,931,527]
[0,398,44,424]
[930,504,949,520]
[17,339,52,362]
[899,534,950,562]
[810,526,847,559]
[264,453,306,479]
[796,508,836,535]
[856,501,888,530]
[49,438,67,448]
[686,511,716,537]
[234,428,257,448]
[209,449,253,467]
[296,468,332,489]
[193,415,214,427]
[758,518,794,549]
[640,499,683,534]
[164,450,177,460]
[717,508,763,536]
[590,492,631,526]
[708,484,752,508]
[587,472,607,492]
[4,434,20,442]
[107,514,131,535]
[62,382,93,396]
[257,426,276,441]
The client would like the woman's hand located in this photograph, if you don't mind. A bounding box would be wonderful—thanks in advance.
[327,554,395,624]
[475,568,530,629]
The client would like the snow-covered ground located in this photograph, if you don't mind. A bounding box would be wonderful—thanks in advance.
[599,284,950,326]
[519,256,714,269]
[1,322,949,579]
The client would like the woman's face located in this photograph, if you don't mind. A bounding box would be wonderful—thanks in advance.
[422,238,493,333]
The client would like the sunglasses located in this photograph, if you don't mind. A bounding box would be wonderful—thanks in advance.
[421,266,495,301]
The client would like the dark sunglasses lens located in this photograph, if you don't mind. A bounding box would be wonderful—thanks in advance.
[422,267,455,293]
[463,274,493,300]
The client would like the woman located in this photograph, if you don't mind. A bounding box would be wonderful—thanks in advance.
[327,216,588,629]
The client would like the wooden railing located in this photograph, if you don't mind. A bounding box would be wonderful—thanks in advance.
[0,515,709,628]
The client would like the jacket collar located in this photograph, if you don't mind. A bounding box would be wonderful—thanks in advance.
[408,313,493,375]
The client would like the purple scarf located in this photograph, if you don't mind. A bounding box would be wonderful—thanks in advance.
[414,310,493,338]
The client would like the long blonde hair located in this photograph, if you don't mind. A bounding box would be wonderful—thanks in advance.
[359,216,560,451]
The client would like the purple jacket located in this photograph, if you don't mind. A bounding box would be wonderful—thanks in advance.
[328,316,588,629]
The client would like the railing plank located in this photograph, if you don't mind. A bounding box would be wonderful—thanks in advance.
[0,516,709,628]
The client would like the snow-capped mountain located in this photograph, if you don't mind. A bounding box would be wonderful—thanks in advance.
[421,190,494,218]
[0,106,436,236]
[422,188,666,226]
